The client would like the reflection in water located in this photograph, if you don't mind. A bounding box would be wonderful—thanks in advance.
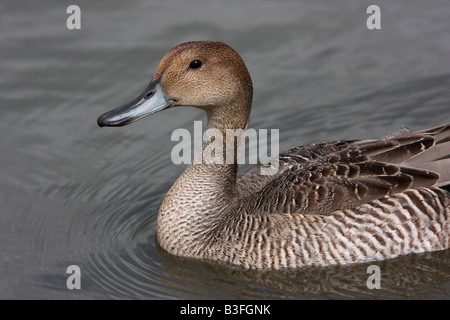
[157,243,450,299]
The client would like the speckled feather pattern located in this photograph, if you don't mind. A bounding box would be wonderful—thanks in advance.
[99,41,449,270]
[157,122,450,269]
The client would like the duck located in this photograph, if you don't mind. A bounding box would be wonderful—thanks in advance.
[97,41,450,270]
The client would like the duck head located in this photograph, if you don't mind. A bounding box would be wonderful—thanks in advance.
[97,41,253,129]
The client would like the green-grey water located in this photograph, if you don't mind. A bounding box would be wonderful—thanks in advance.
[1,0,449,299]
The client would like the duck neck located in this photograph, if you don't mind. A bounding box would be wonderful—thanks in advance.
[158,98,251,216]
[185,97,252,196]
[157,86,252,255]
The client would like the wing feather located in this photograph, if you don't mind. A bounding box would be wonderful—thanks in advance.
[236,123,448,215]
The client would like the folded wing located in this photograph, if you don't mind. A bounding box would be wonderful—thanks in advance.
[237,123,449,215]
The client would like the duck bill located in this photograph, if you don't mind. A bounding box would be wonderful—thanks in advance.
[97,80,174,127]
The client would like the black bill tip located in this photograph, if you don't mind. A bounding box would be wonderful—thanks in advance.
[97,114,106,127]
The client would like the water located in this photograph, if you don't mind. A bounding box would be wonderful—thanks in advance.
[1,0,449,299]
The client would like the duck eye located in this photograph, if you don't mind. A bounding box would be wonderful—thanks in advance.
[189,60,202,69]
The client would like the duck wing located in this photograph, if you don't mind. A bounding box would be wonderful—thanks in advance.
[236,123,449,215]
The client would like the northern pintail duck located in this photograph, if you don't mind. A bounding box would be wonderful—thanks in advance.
[98,41,449,269]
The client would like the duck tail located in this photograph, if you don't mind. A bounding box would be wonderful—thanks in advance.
[403,123,450,188]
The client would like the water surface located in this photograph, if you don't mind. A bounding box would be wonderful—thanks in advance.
[1,0,449,299]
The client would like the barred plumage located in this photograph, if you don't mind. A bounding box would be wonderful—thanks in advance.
[98,41,450,270]
[156,123,450,269]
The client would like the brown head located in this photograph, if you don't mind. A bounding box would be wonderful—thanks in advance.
[97,41,253,130]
